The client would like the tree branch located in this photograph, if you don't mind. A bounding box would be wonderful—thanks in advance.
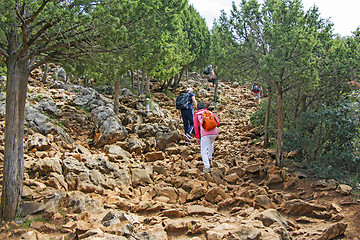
[16,9,29,46]
[31,24,93,46]
[25,0,51,25]
[17,0,52,57]
[0,48,8,58]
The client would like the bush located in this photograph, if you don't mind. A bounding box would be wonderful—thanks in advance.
[250,98,278,139]
[285,94,360,179]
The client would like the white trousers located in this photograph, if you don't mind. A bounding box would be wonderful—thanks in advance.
[201,135,217,168]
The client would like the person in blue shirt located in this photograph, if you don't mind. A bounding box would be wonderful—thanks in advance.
[179,87,197,142]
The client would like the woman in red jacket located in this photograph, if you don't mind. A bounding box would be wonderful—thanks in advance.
[194,102,220,173]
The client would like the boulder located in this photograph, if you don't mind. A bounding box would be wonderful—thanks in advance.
[254,209,287,227]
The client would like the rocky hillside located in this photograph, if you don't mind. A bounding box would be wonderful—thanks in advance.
[0,66,359,240]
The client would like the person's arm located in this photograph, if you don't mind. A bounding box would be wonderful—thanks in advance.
[178,109,182,119]
[192,96,197,109]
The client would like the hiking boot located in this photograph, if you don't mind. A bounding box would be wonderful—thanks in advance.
[203,168,211,173]
[185,133,191,142]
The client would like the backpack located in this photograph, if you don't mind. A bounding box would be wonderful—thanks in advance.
[176,93,191,110]
[203,66,210,75]
[252,84,260,92]
[201,110,218,131]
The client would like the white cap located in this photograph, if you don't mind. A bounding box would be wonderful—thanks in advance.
[186,87,193,92]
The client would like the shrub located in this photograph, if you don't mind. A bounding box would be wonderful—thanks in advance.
[285,94,360,179]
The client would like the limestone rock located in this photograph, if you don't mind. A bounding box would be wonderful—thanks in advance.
[254,194,275,209]
[254,209,287,227]
[205,187,230,204]
[131,168,153,186]
[187,205,216,216]
[144,151,165,162]
[336,184,352,195]
[317,223,348,240]
[282,199,326,216]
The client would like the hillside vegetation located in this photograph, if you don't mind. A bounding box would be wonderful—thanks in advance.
[0,67,358,240]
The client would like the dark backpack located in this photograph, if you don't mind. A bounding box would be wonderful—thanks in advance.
[252,84,260,92]
[203,67,210,75]
[176,93,191,110]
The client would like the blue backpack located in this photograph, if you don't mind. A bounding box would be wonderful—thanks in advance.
[203,67,210,75]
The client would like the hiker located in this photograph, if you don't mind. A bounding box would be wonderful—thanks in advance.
[204,100,214,111]
[194,101,220,173]
[203,64,216,91]
[251,82,263,104]
[177,87,197,142]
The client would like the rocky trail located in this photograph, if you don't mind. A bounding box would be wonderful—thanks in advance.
[0,65,359,240]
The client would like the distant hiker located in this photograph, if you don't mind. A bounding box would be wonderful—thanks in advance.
[251,82,263,104]
[194,101,220,173]
[176,87,197,142]
[203,64,216,91]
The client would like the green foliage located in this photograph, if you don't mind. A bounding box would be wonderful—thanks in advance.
[163,89,175,99]
[0,62,6,76]
[215,0,360,174]
[351,175,360,200]
[182,5,211,70]
[75,106,90,113]
[34,95,43,102]
[251,98,277,138]
[18,215,49,228]
[284,93,360,179]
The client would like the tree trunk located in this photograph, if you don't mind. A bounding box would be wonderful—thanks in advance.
[114,76,120,115]
[264,91,272,148]
[145,74,150,96]
[131,70,134,92]
[160,79,168,91]
[136,70,140,95]
[173,69,185,89]
[41,63,48,84]
[276,80,284,166]
[175,71,183,89]
[0,39,28,220]
[214,76,219,102]
[141,71,145,95]
[166,75,176,89]
[171,74,179,88]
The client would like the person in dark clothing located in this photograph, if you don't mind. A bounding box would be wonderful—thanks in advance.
[204,65,216,91]
[179,87,197,141]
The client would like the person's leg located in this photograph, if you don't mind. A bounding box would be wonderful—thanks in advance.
[188,111,194,135]
[207,78,210,90]
[181,110,189,135]
[207,135,217,162]
[257,92,261,103]
[201,135,211,169]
